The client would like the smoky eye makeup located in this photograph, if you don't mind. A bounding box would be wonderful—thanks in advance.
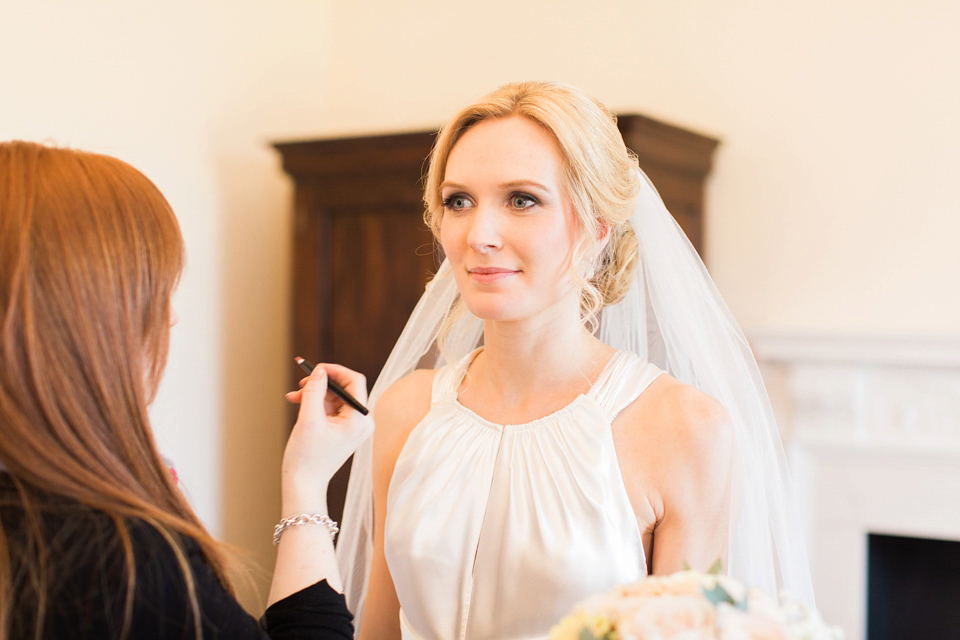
[508,192,540,210]
[441,193,473,211]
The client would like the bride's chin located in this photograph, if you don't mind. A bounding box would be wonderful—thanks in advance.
[461,289,579,325]
[461,298,523,323]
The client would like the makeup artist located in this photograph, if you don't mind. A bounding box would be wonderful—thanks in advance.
[0,141,369,639]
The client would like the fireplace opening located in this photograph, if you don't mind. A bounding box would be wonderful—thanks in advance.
[867,533,960,639]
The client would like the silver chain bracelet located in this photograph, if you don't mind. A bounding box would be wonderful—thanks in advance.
[272,513,339,545]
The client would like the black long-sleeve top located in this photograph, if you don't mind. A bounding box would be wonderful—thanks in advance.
[0,479,353,639]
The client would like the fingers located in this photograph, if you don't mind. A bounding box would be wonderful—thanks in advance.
[318,362,368,403]
[285,373,313,403]
[287,360,369,420]
[300,362,329,399]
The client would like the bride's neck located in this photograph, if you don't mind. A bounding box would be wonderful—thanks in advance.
[476,313,606,399]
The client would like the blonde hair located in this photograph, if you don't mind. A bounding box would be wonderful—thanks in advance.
[0,141,232,639]
[423,82,641,346]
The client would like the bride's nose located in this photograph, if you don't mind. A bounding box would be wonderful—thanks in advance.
[467,205,502,253]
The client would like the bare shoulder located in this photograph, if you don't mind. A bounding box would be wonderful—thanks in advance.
[615,376,736,573]
[372,368,438,461]
[617,373,733,467]
[654,375,729,442]
[375,369,436,429]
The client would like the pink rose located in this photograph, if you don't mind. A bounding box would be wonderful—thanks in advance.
[716,605,790,640]
[618,595,717,640]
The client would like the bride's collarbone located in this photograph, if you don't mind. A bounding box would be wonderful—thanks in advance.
[457,344,616,424]
[456,378,590,426]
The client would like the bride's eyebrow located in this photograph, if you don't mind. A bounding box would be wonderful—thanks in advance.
[440,180,551,190]
[499,180,549,191]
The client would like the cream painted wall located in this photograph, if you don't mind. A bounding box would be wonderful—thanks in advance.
[3,0,958,610]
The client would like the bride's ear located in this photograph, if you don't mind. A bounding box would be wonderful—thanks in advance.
[576,218,612,278]
[592,220,612,260]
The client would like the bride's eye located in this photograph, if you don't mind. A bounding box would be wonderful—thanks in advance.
[442,194,472,211]
[509,193,539,210]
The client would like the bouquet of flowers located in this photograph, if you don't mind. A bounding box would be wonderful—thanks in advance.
[549,569,843,640]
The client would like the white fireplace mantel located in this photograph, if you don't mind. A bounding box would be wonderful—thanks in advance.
[750,333,960,640]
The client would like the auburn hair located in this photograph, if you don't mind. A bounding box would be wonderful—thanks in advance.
[0,141,230,639]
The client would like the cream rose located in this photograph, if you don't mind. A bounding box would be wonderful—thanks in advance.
[618,595,717,640]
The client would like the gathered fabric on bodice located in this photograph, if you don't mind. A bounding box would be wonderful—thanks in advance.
[384,349,664,640]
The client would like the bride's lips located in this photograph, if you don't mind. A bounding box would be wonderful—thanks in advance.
[468,266,520,283]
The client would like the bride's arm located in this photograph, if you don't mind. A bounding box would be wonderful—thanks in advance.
[616,377,734,576]
[358,369,435,640]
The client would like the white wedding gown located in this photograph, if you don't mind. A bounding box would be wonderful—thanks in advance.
[384,348,664,640]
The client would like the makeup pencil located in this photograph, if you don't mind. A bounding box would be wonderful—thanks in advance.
[294,357,370,415]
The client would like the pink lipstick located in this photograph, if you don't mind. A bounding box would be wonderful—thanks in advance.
[468,267,519,283]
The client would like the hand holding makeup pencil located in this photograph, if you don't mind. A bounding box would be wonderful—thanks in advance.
[281,361,373,512]
[270,362,372,603]
[295,357,369,414]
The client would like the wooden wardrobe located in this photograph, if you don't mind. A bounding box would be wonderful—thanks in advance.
[274,115,718,524]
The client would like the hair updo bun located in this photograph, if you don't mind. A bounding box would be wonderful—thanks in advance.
[591,221,639,307]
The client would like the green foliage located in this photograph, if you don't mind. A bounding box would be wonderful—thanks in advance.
[579,628,617,640]
[701,580,748,611]
[683,557,722,574]
[707,558,723,575]
[702,581,735,607]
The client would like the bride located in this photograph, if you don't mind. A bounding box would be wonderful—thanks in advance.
[339,81,813,640]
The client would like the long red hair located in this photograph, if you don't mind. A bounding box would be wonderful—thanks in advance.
[0,141,230,639]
